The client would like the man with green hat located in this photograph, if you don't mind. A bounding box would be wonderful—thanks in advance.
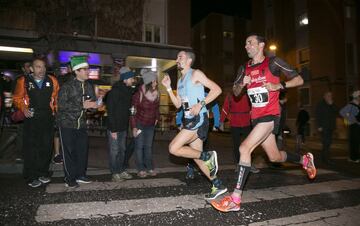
[57,55,102,188]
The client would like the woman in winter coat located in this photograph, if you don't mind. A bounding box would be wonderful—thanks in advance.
[130,70,160,178]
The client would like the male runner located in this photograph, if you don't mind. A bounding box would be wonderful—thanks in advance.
[211,34,316,212]
[162,50,227,200]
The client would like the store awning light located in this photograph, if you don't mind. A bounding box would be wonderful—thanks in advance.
[0,46,33,53]
[151,58,157,72]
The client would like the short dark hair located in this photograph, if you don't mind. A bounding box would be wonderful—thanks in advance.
[247,33,266,45]
[184,51,196,66]
[32,54,47,65]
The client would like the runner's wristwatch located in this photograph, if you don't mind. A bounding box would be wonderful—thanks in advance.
[200,100,206,108]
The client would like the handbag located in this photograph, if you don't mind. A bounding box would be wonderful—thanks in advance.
[10,109,25,123]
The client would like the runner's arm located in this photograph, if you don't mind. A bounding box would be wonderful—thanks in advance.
[193,69,221,106]
[270,57,304,89]
[162,74,182,108]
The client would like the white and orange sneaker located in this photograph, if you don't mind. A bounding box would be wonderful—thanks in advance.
[210,195,241,212]
[303,152,317,179]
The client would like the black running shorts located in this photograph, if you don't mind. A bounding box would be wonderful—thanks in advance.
[251,115,280,135]
[183,113,209,141]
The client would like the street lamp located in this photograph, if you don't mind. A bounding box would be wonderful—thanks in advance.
[269,44,277,51]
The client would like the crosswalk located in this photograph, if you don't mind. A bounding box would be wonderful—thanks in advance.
[33,167,360,225]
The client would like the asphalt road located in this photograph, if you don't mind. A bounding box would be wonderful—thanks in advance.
[1,131,359,225]
[1,165,359,225]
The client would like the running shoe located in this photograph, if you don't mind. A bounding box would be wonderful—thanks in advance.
[347,158,360,163]
[38,176,51,184]
[76,176,92,184]
[137,171,147,178]
[204,185,228,201]
[250,165,260,174]
[204,151,218,177]
[28,179,42,188]
[147,170,157,177]
[302,152,317,179]
[210,195,241,212]
[118,171,133,180]
[112,173,125,182]
[185,164,195,179]
[65,181,79,188]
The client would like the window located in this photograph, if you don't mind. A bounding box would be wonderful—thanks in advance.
[154,26,161,43]
[298,13,308,26]
[145,25,152,42]
[298,48,310,64]
[223,31,234,39]
[299,64,310,81]
[143,24,163,43]
[299,87,310,106]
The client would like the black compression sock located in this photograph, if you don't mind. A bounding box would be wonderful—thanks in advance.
[211,177,222,188]
[235,162,251,191]
[285,152,301,164]
[199,151,210,161]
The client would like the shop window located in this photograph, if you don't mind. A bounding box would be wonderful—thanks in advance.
[299,87,310,106]
[143,24,163,43]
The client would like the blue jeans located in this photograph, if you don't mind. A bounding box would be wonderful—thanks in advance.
[107,130,127,174]
[135,125,155,171]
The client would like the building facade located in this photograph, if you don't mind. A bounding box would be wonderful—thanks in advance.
[192,13,249,100]
[0,0,191,76]
[0,0,192,131]
[251,0,359,137]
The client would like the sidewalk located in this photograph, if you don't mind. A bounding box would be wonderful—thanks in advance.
[1,130,359,176]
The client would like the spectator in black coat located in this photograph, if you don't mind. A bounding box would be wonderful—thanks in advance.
[315,91,338,163]
[106,67,137,182]
[296,106,310,152]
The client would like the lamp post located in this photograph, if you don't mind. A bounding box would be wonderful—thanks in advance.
[269,44,277,56]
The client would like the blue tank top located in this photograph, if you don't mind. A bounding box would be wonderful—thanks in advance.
[177,69,207,120]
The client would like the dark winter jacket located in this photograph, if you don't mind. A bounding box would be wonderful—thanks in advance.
[106,81,135,133]
[315,99,337,131]
[56,77,96,129]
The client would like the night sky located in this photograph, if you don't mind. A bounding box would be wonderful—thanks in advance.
[191,0,252,26]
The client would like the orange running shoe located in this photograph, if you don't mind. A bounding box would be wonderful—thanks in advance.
[210,195,241,212]
[303,152,317,179]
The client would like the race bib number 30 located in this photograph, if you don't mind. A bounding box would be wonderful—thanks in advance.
[247,87,269,108]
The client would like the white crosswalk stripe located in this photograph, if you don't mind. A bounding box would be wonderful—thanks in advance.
[46,178,186,193]
[50,165,337,177]
[249,205,360,226]
[36,178,360,222]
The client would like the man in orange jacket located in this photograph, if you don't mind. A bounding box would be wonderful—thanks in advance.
[13,55,59,188]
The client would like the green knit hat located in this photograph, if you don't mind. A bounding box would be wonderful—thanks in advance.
[70,55,89,71]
